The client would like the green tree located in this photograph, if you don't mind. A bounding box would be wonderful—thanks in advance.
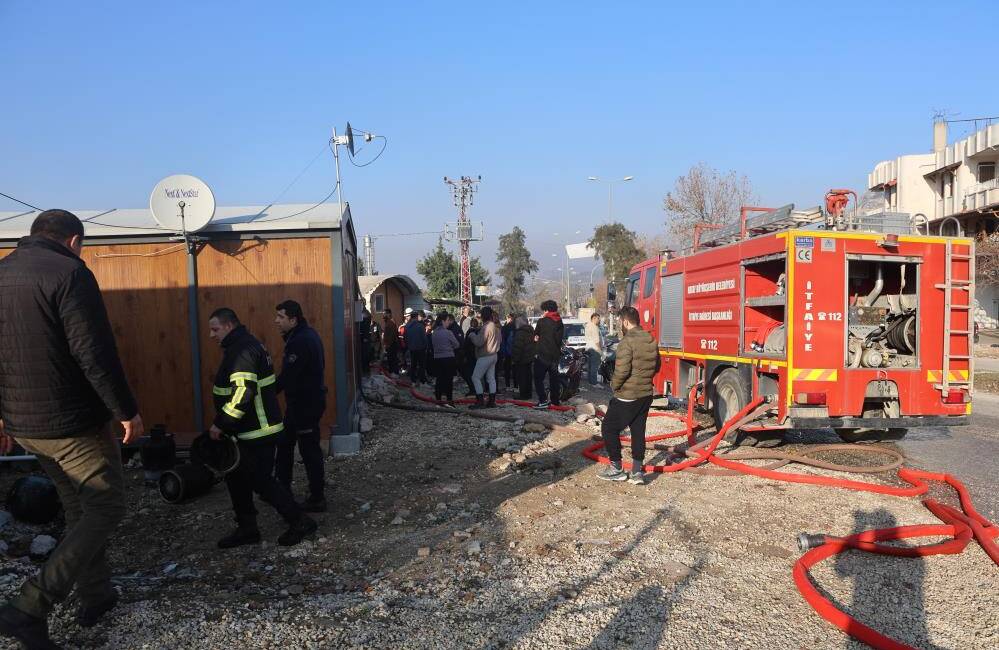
[588,222,646,287]
[495,226,539,313]
[416,240,491,302]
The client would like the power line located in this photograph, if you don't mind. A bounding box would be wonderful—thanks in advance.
[0,191,43,212]
[253,182,340,222]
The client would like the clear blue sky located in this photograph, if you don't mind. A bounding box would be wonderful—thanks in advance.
[2,1,997,281]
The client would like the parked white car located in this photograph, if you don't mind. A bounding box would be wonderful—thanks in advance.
[561,318,587,350]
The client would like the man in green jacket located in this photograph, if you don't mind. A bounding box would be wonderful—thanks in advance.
[598,306,660,485]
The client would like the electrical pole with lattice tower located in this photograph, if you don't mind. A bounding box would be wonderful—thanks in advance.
[443,175,483,306]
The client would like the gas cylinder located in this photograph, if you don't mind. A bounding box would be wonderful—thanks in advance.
[139,424,176,484]
[7,475,61,524]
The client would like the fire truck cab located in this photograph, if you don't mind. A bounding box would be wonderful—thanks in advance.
[624,200,973,443]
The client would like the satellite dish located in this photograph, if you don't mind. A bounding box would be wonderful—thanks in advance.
[149,174,216,233]
[344,122,355,156]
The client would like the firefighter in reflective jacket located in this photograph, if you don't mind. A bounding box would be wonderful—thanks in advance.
[207,307,317,549]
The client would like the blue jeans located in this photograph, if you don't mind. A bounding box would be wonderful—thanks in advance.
[586,349,601,384]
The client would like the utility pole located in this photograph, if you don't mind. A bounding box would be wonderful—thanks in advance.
[444,175,482,306]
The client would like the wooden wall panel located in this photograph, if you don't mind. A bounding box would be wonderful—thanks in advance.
[195,237,336,435]
[82,243,193,431]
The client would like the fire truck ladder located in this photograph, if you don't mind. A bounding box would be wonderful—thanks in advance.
[696,205,826,249]
[935,240,975,394]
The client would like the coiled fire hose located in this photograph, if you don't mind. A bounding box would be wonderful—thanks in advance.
[372,369,998,649]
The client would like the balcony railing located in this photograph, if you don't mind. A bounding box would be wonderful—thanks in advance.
[965,177,999,196]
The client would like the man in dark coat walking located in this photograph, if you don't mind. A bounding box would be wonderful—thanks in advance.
[0,210,144,647]
[274,300,328,512]
[208,308,317,549]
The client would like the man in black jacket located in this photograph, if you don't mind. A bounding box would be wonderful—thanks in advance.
[208,308,317,549]
[533,300,565,409]
[274,300,328,512]
[0,210,143,647]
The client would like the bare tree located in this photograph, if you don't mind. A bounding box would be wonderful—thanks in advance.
[663,163,754,246]
[636,232,674,259]
[976,232,999,286]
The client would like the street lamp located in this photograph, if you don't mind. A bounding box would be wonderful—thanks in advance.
[589,261,604,292]
[587,175,634,221]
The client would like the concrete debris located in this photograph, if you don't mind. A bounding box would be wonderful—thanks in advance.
[29,535,57,559]
[417,547,431,558]
[522,423,546,434]
[575,402,597,416]
[359,417,374,433]
[390,516,405,525]
[490,436,516,450]
[466,541,482,556]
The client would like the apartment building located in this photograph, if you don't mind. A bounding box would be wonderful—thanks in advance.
[868,120,999,320]
[868,120,999,235]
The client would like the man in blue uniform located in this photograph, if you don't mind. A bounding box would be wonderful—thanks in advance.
[273,300,328,512]
[208,308,317,548]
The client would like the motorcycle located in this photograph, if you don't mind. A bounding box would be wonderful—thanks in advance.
[598,336,619,384]
[556,346,584,402]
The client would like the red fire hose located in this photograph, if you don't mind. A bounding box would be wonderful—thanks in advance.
[375,369,998,649]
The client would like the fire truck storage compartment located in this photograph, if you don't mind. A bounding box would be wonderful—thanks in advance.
[845,255,920,369]
[741,254,787,356]
[659,273,683,348]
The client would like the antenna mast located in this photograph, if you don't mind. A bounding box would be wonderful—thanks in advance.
[444,175,481,306]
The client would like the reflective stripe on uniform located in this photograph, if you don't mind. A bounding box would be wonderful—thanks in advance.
[223,404,245,418]
[254,393,269,428]
[258,374,276,387]
[213,386,233,396]
[230,371,258,382]
[236,422,284,441]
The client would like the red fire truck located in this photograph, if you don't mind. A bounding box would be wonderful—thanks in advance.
[624,193,974,444]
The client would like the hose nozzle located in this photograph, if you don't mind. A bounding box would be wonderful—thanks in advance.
[797,533,827,551]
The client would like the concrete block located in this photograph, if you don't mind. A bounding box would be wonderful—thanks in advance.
[330,432,361,457]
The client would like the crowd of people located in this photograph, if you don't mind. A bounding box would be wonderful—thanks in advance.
[358,299,660,487]
[358,299,584,410]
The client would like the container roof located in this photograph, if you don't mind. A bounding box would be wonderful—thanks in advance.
[0,202,350,241]
[358,274,422,298]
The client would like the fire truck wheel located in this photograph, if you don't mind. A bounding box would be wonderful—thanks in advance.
[711,368,748,434]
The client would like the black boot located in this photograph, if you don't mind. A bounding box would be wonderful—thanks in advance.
[217,523,262,549]
[485,393,497,408]
[76,592,118,628]
[300,495,328,513]
[278,514,318,546]
[469,394,486,410]
[0,603,60,650]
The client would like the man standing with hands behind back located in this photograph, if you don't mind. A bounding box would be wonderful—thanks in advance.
[273,300,328,512]
[597,306,659,486]
[0,210,143,648]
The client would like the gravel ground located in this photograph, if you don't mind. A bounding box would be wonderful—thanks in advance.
[1,377,996,649]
